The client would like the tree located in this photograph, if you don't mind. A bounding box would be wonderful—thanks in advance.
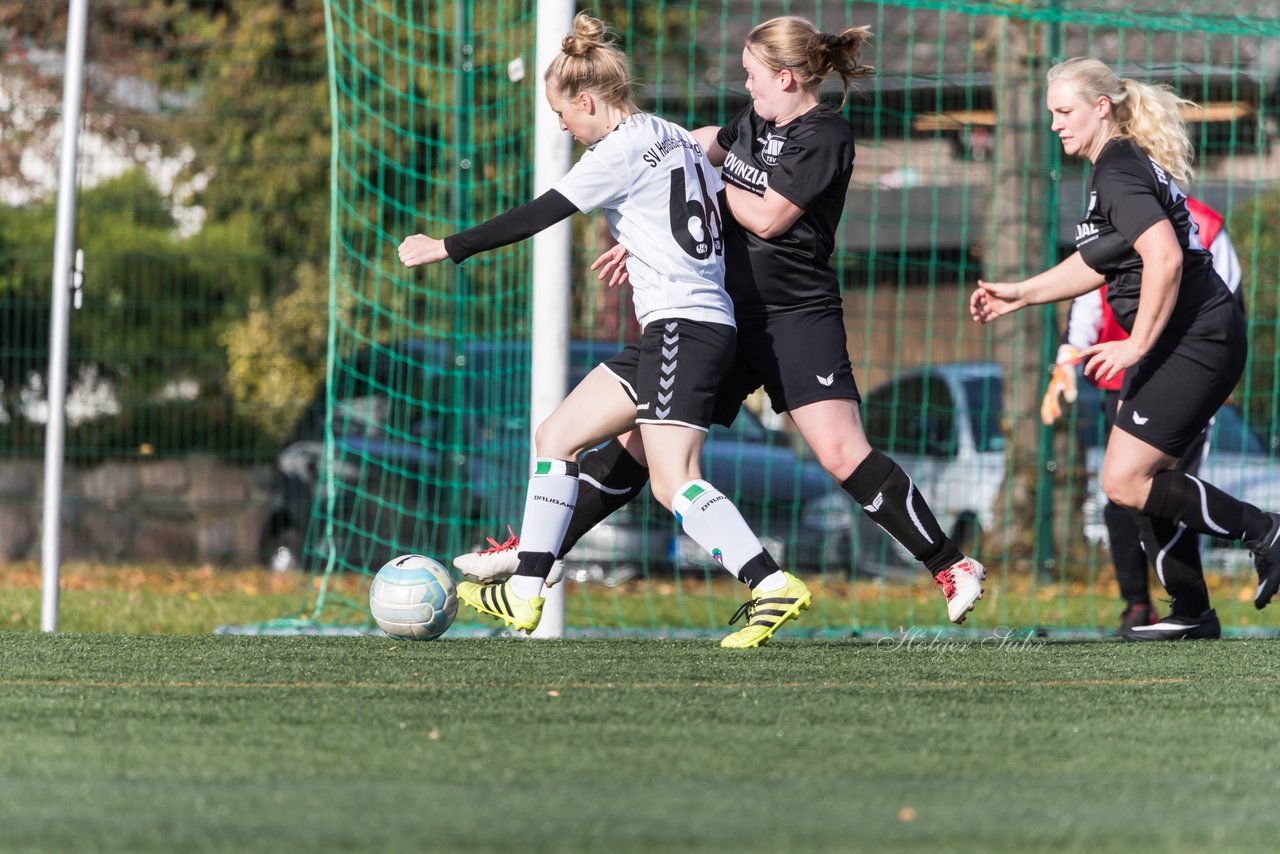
[982,16,1054,572]
[1229,193,1280,444]
[0,170,273,455]
[169,1,331,266]
[1,1,331,456]
[3,1,330,264]
[222,261,333,443]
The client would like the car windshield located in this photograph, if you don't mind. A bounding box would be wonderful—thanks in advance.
[1073,380,1107,448]
[1210,404,1268,455]
[710,409,770,444]
[962,376,1004,453]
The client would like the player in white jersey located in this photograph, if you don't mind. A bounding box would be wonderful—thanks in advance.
[399,13,811,647]
[457,15,987,628]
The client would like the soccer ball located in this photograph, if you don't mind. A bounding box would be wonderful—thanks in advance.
[369,554,458,640]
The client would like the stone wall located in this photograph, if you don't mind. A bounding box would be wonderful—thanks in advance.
[0,456,275,565]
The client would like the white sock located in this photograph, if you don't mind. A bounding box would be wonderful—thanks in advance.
[754,571,786,592]
[670,479,765,579]
[518,458,579,555]
[508,574,546,600]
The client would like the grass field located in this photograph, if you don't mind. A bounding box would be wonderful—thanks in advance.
[5,564,1280,852]
[3,634,1280,852]
[6,561,1278,639]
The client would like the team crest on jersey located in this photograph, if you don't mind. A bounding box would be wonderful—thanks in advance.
[1086,191,1097,214]
[757,132,785,166]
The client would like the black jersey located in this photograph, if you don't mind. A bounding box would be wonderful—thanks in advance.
[716,102,854,314]
[1075,138,1231,333]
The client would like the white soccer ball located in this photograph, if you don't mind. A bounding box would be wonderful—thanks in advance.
[369,554,458,640]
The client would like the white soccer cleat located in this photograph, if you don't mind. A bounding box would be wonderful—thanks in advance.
[452,528,564,587]
[934,557,985,624]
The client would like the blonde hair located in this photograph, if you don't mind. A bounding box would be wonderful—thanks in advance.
[543,13,637,112]
[746,16,874,108]
[1048,57,1196,184]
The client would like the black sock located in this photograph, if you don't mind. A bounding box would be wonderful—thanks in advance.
[738,550,781,589]
[1143,470,1270,542]
[843,450,961,575]
[557,439,649,558]
[514,551,557,579]
[1133,513,1209,617]
[1107,502,1150,606]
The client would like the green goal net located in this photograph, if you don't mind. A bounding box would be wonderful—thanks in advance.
[297,0,1280,638]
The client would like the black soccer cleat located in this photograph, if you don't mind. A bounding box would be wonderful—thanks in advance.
[1247,512,1280,610]
[1120,609,1221,642]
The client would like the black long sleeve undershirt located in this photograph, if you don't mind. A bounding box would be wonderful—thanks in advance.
[443,190,579,263]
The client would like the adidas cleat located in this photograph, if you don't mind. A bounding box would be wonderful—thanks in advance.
[935,557,985,624]
[1247,511,1280,610]
[457,579,543,633]
[720,573,812,649]
[1120,609,1221,641]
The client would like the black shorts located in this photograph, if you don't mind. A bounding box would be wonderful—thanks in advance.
[1115,300,1246,457]
[1103,391,1208,473]
[711,302,860,427]
[601,319,736,432]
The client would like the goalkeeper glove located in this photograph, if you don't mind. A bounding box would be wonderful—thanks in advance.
[1041,344,1081,426]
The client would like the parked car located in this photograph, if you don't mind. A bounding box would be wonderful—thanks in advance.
[859,362,1004,573]
[259,340,857,578]
[859,361,1280,571]
[570,400,855,582]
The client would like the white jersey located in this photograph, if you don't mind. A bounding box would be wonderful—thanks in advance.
[554,113,734,330]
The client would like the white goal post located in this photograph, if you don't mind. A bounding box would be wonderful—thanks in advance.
[528,0,575,638]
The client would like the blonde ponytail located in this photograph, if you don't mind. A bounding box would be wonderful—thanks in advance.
[1118,77,1196,184]
[1047,57,1196,183]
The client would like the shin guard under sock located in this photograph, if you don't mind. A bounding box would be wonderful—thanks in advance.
[1144,470,1270,542]
[1106,501,1151,606]
[1134,512,1209,617]
[558,439,649,558]
[671,479,771,581]
[843,450,962,575]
